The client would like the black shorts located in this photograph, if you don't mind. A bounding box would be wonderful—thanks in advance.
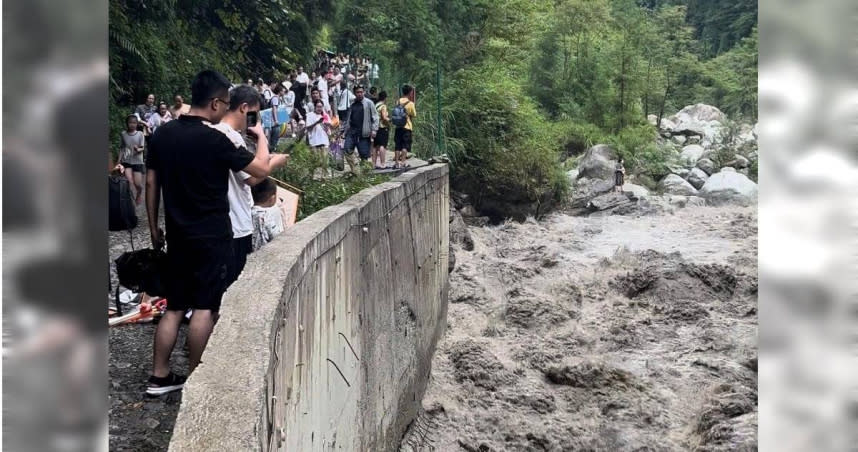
[394,128,412,152]
[338,110,348,122]
[122,163,145,173]
[229,235,253,285]
[164,237,233,312]
[615,171,624,186]
[373,128,389,147]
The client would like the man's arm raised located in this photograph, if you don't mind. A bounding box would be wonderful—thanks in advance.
[241,121,272,178]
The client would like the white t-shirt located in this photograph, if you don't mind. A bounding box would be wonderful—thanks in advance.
[336,89,355,111]
[283,90,295,108]
[296,72,310,85]
[213,123,254,238]
[316,77,330,113]
[228,170,253,238]
[305,112,330,147]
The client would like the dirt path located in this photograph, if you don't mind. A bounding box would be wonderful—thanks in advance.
[108,202,188,452]
[403,206,758,451]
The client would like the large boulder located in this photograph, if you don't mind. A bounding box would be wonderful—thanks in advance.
[696,158,717,176]
[699,168,758,206]
[569,177,614,210]
[670,104,726,147]
[667,164,691,179]
[680,144,705,165]
[672,135,687,146]
[622,183,650,199]
[686,167,709,190]
[659,174,699,196]
[587,192,635,213]
[648,114,676,134]
[576,144,619,181]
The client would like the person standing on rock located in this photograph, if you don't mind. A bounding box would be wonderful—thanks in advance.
[144,70,276,396]
[615,158,626,193]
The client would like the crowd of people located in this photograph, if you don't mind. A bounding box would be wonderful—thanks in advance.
[111,50,419,396]
[234,51,416,172]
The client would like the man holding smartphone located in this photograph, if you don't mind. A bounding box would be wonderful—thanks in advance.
[144,70,280,396]
[214,85,289,285]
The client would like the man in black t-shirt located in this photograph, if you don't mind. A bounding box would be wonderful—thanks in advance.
[143,70,276,396]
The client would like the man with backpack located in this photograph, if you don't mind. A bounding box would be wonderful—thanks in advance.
[393,84,417,169]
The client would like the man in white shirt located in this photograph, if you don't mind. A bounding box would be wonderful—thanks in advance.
[296,66,310,91]
[213,85,289,285]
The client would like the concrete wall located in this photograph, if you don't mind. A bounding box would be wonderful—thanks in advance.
[170,164,450,451]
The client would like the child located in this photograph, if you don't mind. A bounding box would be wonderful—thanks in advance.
[251,178,285,251]
[614,157,626,193]
[119,114,146,204]
[306,100,332,178]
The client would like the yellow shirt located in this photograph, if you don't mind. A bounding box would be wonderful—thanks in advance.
[398,97,416,131]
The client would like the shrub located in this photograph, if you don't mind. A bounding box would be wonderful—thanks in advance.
[273,141,391,221]
[442,63,569,220]
[608,124,673,180]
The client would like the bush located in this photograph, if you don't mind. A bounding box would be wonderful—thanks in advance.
[442,64,569,221]
[273,141,391,221]
[608,124,674,181]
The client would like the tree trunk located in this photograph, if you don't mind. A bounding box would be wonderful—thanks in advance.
[617,34,627,132]
[657,69,670,126]
[644,56,653,119]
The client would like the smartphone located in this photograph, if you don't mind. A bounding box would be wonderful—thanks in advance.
[247,111,258,128]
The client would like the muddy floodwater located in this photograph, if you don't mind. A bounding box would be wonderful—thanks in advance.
[402,206,757,451]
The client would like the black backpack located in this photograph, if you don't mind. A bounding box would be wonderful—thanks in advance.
[115,248,167,296]
[109,175,138,231]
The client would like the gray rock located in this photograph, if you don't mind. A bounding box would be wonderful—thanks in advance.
[738,168,749,176]
[460,205,478,217]
[686,167,709,190]
[622,183,650,198]
[145,418,160,429]
[680,145,705,165]
[699,169,758,206]
[569,178,615,210]
[659,174,699,196]
[696,158,717,176]
[670,104,726,145]
[721,167,736,173]
[587,192,635,212]
[577,144,619,181]
[450,206,474,251]
[686,196,706,207]
[732,155,750,169]
[669,196,688,208]
[677,103,727,123]
[668,164,691,179]
[672,135,687,145]
[566,169,579,184]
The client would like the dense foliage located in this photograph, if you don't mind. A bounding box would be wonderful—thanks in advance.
[272,142,391,221]
[110,0,757,219]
